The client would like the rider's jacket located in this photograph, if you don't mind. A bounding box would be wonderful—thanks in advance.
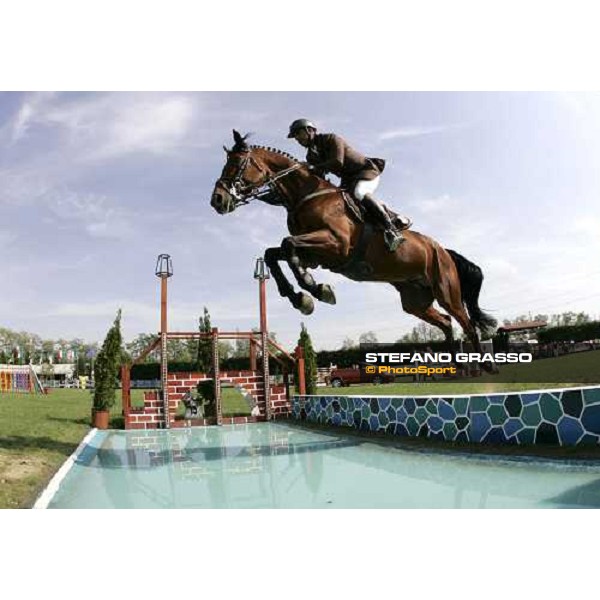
[306,133,385,189]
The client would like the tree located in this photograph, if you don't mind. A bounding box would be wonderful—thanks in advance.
[126,333,159,362]
[232,327,250,358]
[297,323,317,395]
[358,331,378,345]
[341,337,356,350]
[196,307,213,373]
[93,309,124,412]
[397,323,444,343]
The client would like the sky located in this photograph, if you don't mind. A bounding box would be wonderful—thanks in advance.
[1,91,599,351]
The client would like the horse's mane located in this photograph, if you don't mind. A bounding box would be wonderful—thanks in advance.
[249,144,300,163]
[230,133,301,164]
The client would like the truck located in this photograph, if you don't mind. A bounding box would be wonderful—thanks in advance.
[327,364,395,388]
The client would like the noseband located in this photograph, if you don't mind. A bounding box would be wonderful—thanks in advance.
[216,150,303,210]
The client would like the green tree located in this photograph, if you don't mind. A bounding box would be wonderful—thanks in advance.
[93,310,124,412]
[341,337,356,350]
[126,333,159,362]
[196,307,213,373]
[297,322,317,395]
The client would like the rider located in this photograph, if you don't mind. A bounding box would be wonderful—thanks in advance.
[287,118,411,251]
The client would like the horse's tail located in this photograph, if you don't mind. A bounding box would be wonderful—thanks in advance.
[446,249,497,337]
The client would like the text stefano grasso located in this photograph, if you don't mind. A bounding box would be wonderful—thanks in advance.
[364,352,533,364]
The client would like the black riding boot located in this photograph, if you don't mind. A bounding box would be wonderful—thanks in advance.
[362,194,404,251]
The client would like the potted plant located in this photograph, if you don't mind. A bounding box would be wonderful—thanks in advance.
[92,310,123,429]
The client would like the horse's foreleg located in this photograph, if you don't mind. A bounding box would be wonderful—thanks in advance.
[264,247,315,315]
[282,231,342,305]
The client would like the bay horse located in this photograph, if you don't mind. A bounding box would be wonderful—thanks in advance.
[211,130,497,362]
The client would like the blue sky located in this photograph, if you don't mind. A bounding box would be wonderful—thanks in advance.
[1,92,599,350]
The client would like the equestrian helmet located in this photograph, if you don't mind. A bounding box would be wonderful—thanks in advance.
[287,118,317,138]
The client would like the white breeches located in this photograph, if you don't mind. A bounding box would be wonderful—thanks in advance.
[353,176,380,200]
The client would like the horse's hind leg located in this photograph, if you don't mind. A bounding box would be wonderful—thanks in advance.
[429,249,496,372]
[394,282,453,341]
[264,247,315,315]
[282,233,340,305]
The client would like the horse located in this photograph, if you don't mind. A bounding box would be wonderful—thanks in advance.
[211,130,497,365]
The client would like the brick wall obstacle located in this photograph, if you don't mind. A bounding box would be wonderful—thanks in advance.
[125,369,291,430]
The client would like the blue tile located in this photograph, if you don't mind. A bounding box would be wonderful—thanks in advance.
[483,427,508,443]
[396,407,408,423]
[395,423,409,436]
[581,404,600,435]
[470,412,492,442]
[378,398,391,411]
[438,400,456,421]
[557,415,585,445]
[521,393,540,405]
[428,416,444,432]
[503,418,523,438]
[369,415,380,431]
[488,394,504,404]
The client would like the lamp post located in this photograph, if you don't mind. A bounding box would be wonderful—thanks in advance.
[155,254,173,428]
[254,257,271,420]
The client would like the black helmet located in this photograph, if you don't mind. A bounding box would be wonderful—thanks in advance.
[287,118,317,138]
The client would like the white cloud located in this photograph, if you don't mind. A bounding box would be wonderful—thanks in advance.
[43,190,135,239]
[8,92,197,160]
[408,193,454,214]
[378,122,470,141]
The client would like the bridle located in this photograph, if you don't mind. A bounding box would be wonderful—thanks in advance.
[215,149,303,210]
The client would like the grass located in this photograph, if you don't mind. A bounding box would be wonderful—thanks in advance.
[0,389,94,508]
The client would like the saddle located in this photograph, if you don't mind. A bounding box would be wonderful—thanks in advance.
[340,189,406,230]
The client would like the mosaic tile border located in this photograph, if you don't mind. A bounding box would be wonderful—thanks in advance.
[292,386,600,446]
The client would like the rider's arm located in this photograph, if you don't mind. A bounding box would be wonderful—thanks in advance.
[309,134,345,173]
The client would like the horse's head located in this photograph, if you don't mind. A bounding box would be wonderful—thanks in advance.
[211,130,267,214]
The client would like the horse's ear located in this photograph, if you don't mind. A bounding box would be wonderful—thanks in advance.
[232,129,242,144]
[223,145,230,154]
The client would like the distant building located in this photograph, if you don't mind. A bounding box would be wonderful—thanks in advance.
[32,363,75,385]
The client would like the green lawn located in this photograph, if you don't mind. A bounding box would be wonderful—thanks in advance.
[0,389,95,508]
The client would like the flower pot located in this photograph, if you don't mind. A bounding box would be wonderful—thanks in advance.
[92,409,110,429]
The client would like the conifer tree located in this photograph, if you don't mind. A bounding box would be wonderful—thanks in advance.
[196,307,213,373]
[297,322,317,395]
[93,309,123,411]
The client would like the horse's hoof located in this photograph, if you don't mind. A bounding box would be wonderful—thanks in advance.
[317,284,336,305]
[297,293,315,315]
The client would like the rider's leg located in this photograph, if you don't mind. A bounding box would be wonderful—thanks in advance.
[354,178,404,251]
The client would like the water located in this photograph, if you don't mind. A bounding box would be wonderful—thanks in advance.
[48,423,600,508]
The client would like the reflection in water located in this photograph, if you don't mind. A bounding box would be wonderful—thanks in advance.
[48,423,600,509]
